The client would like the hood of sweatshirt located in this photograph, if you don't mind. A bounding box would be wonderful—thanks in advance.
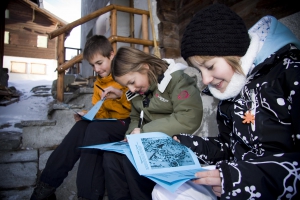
[249,16,300,66]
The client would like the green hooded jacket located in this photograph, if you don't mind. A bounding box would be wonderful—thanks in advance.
[127,61,203,137]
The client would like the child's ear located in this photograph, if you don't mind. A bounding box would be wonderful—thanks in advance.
[142,64,149,70]
[109,51,115,60]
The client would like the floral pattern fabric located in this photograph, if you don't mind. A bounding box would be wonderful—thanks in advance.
[177,44,300,199]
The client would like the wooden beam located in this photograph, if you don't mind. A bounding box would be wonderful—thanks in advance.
[32,8,35,22]
[142,14,149,53]
[56,33,65,102]
[56,54,83,73]
[130,0,134,48]
[109,36,158,47]
[47,4,149,40]
[48,5,114,40]
[22,0,67,26]
[115,5,149,15]
[111,9,117,52]
[55,36,159,73]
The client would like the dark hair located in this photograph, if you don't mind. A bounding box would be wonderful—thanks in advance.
[111,46,168,85]
[83,35,113,61]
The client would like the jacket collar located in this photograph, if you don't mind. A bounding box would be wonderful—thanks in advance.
[96,74,113,84]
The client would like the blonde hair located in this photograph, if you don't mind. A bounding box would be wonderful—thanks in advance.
[111,47,168,85]
[188,56,244,76]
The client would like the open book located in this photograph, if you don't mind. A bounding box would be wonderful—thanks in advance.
[83,132,210,192]
[70,98,116,121]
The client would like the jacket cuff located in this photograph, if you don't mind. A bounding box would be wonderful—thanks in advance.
[173,133,193,149]
[217,162,233,194]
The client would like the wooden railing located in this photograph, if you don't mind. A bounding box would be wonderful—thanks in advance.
[48,4,158,102]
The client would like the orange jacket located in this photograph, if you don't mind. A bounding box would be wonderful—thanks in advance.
[92,74,131,119]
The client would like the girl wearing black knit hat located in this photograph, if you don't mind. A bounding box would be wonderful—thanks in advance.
[152,3,300,200]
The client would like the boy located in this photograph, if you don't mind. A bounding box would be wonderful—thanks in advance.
[30,35,131,200]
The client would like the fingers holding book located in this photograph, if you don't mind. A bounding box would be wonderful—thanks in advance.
[74,111,87,122]
[99,86,122,100]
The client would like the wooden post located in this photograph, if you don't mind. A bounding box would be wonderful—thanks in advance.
[130,0,134,48]
[111,9,117,52]
[57,33,65,102]
[142,14,149,53]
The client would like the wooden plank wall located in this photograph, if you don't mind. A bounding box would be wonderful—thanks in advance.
[157,0,300,58]
[4,0,57,59]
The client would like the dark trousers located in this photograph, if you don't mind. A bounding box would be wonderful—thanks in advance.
[103,152,155,200]
[39,118,130,200]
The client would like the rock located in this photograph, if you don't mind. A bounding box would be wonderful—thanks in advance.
[0,162,37,188]
[0,131,22,151]
[0,150,37,163]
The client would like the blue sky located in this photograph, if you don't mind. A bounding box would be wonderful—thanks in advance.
[43,0,81,52]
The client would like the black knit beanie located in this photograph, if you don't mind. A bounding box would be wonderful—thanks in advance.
[181,3,250,60]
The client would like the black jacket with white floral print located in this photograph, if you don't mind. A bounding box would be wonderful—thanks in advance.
[177,43,300,199]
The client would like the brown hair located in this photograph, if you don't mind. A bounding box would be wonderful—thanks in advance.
[83,35,113,61]
[111,46,168,85]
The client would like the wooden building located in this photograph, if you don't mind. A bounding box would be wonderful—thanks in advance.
[156,0,300,58]
[80,0,300,68]
[3,0,68,81]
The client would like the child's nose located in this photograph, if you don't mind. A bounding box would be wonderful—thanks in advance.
[94,64,101,73]
[128,85,136,93]
[201,72,213,85]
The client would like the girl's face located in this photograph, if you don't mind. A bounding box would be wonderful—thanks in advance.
[115,65,150,95]
[88,52,114,78]
[190,56,235,93]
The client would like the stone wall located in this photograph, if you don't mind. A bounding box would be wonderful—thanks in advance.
[175,58,219,137]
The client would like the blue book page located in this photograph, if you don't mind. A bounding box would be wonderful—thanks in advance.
[146,168,204,183]
[80,141,129,155]
[126,132,202,175]
[65,100,115,121]
[123,147,138,169]
[82,141,139,169]
[146,176,188,193]
[82,98,105,120]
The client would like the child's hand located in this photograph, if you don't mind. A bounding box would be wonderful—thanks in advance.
[101,86,122,100]
[74,111,87,122]
[193,169,222,197]
[130,128,141,134]
[74,113,82,122]
[173,136,181,143]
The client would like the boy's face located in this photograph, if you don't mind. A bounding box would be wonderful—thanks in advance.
[88,52,114,78]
